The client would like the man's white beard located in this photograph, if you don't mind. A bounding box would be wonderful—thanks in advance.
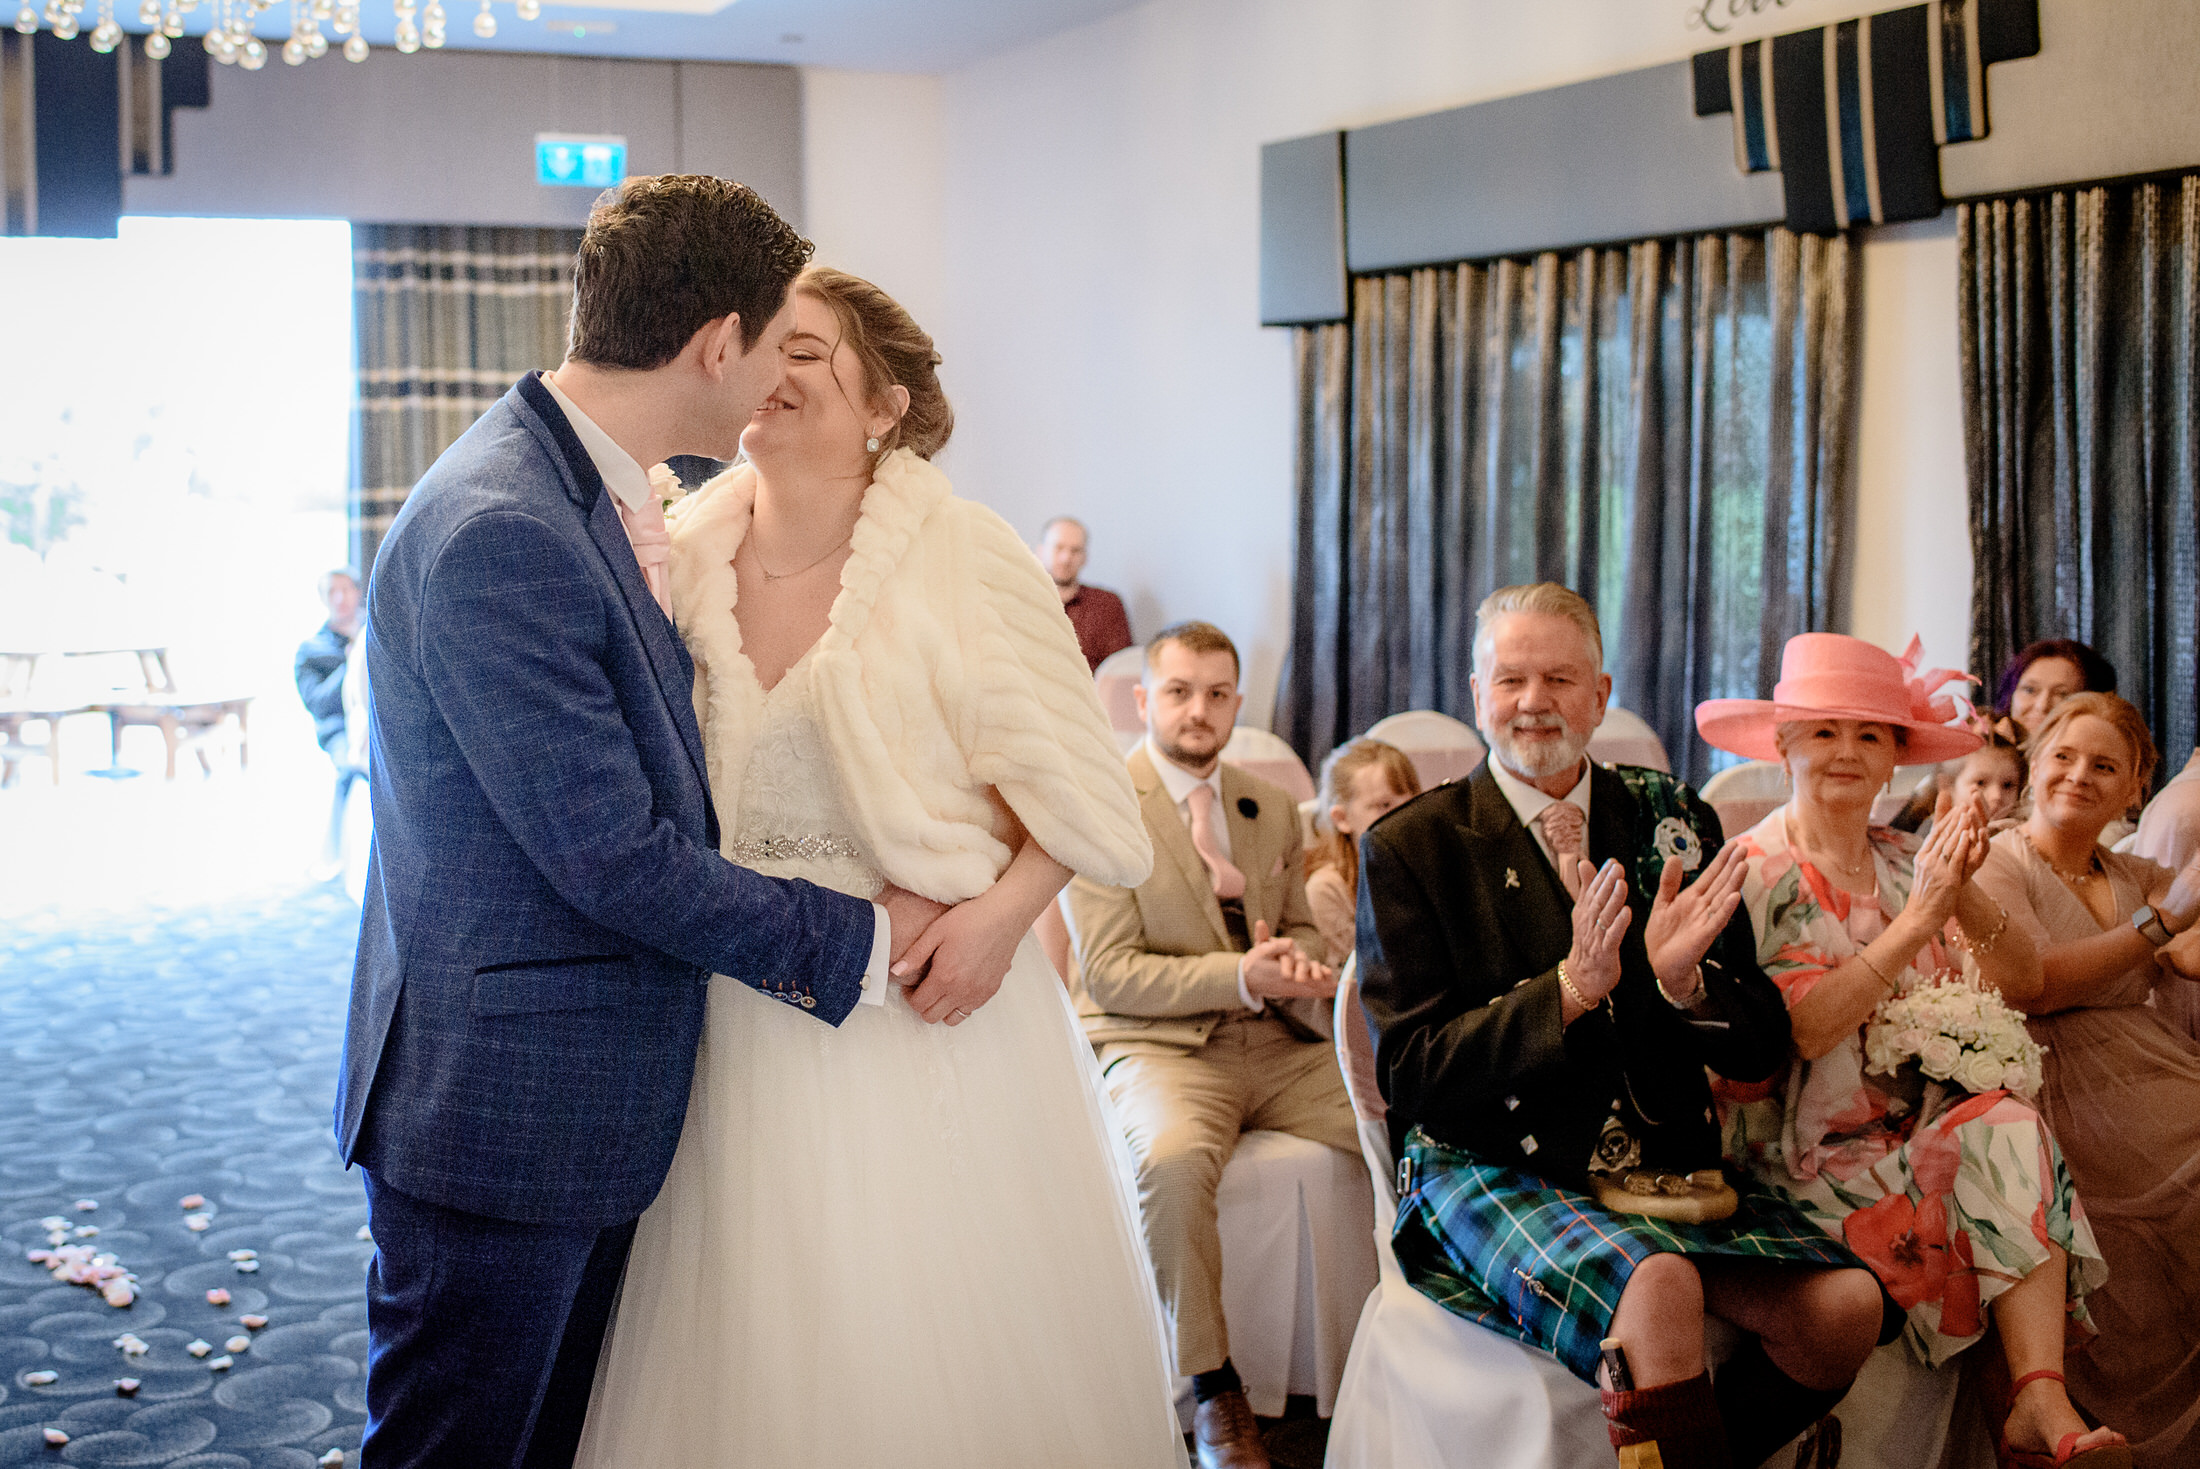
[1488,715,1590,781]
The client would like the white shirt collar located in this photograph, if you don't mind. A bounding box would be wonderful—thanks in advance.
[1146,735,1224,811]
[540,372,653,515]
[1488,754,1592,838]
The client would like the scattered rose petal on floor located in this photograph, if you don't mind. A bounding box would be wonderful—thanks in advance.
[113,1334,149,1357]
[240,1314,268,1329]
[43,1429,68,1446]
[115,1377,140,1396]
[39,1216,66,1230]
[206,1288,232,1306]
[102,1280,136,1308]
[235,1259,260,1273]
[73,1200,97,1212]
[25,1370,58,1385]
[186,1339,213,1358]
[180,1194,206,1210]
[74,1225,99,1237]
[208,1354,234,1371]
[224,1336,250,1354]
[184,1213,212,1232]
[227,1249,258,1261]
[27,1248,52,1263]
[319,1451,346,1467]
[357,1225,374,1242]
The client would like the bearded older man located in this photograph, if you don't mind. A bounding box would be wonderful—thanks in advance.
[1354,583,1892,1469]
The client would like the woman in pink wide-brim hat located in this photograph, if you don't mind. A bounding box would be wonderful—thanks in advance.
[1700,633,2128,1469]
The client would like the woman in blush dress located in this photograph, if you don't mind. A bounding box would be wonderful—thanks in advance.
[574,267,1183,1468]
[1973,693,2200,1468]
[1696,633,2126,1469]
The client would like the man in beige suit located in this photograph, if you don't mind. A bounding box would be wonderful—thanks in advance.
[1066,621,1357,1469]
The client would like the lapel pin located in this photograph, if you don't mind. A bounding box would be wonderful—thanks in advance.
[1236,796,1259,819]
[1505,868,1520,889]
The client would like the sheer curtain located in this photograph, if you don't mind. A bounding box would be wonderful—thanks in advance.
[1277,230,1859,785]
[351,224,581,573]
[1960,176,2200,771]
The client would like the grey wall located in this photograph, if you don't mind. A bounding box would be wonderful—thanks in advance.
[123,52,802,226]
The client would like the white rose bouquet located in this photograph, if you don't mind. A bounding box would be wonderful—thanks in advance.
[1863,974,2044,1101]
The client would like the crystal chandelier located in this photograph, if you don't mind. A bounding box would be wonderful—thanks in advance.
[10,0,545,64]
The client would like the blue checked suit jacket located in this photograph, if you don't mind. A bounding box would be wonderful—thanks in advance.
[336,373,875,1228]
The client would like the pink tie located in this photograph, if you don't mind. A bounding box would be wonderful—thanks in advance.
[616,483,673,619]
[1539,802,1585,860]
[1186,783,1247,900]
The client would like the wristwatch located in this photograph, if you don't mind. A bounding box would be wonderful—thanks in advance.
[2133,905,2175,947]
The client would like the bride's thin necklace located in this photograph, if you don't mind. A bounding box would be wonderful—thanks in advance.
[750,531,853,583]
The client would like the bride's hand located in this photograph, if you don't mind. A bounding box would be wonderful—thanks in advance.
[892,894,1020,1025]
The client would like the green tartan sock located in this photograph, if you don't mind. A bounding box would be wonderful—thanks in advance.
[1600,1370,1731,1468]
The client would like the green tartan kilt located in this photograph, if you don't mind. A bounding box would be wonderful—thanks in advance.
[1391,1127,1864,1383]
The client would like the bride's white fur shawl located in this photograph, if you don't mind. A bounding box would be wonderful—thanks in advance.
[665,448,1153,903]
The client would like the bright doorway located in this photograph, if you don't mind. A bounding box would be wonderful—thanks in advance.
[0,216,356,917]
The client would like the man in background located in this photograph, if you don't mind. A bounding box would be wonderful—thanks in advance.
[1066,621,1351,1469]
[295,567,364,879]
[1039,516,1133,670]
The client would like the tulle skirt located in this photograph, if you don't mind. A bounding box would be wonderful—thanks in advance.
[575,936,1183,1467]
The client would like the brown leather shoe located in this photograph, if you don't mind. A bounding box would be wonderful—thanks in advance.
[1191,1388,1271,1469]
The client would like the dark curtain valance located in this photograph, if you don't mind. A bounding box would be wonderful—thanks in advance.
[351,223,581,573]
[1960,175,2200,773]
[1278,229,1859,786]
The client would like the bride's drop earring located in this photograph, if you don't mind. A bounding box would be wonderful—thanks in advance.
[865,435,880,452]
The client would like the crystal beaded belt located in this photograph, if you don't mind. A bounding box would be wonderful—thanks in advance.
[726,833,867,866]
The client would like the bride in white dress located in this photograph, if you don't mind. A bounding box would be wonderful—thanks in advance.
[575,268,1184,1467]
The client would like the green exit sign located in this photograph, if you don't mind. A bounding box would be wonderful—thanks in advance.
[536,135,628,189]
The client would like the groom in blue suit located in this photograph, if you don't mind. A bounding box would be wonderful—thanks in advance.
[338,177,943,1468]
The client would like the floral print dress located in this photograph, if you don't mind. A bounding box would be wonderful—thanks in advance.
[1722,808,2105,1367]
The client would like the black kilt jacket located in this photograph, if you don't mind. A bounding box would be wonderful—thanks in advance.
[1355,761,1792,1189]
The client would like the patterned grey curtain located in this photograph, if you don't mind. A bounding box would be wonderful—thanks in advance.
[1277,229,1859,786]
[351,224,582,572]
[1960,176,2200,773]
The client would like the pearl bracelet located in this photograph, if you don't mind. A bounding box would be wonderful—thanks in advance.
[1960,899,2010,957]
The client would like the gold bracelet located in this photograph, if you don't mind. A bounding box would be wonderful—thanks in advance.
[1656,963,1705,1009]
[1960,900,2010,957]
[1856,950,1898,995]
[1557,959,1594,1012]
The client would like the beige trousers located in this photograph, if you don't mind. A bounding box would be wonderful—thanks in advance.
[1102,1013,1359,1377]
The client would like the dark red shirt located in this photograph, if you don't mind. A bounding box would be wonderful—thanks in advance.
[1062,584,1133,671]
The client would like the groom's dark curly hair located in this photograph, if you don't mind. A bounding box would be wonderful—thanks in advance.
[566,175,813,369]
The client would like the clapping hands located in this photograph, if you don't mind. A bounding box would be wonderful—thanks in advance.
[1556,856,1632,1008]
[1643,844,1746,997]
[1910,794,1990,927]
[1241,919,1336,1002]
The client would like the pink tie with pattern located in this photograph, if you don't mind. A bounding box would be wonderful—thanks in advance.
[1538,801,1585,860]
[1186,783,1247,900]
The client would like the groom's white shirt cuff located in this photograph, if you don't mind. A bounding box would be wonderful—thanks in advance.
[546,370,893,1012]
[862,905,891,1006]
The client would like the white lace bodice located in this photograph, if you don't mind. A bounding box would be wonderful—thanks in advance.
[723,653,883,902]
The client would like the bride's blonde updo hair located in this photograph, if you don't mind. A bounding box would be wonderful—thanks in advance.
[797,265,954,461]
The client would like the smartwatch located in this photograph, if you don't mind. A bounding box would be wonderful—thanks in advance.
[2133,905,2175,947]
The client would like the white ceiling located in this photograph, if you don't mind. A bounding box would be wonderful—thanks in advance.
[344,0,1155,73]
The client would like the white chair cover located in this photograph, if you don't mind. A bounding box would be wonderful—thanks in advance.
[1586,706,1670,774]
[1094,646,1145,753]
[1191,1129,1376,1422]
[1700,759,1788,843]
[1324,962,1614,1469]
[1363,711,1488,790]
[1222,726,1317,803]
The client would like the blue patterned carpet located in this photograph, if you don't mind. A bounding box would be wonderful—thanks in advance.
[1,887,370,1468]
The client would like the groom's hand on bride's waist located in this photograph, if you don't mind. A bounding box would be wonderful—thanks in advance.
[880,884,951,968]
